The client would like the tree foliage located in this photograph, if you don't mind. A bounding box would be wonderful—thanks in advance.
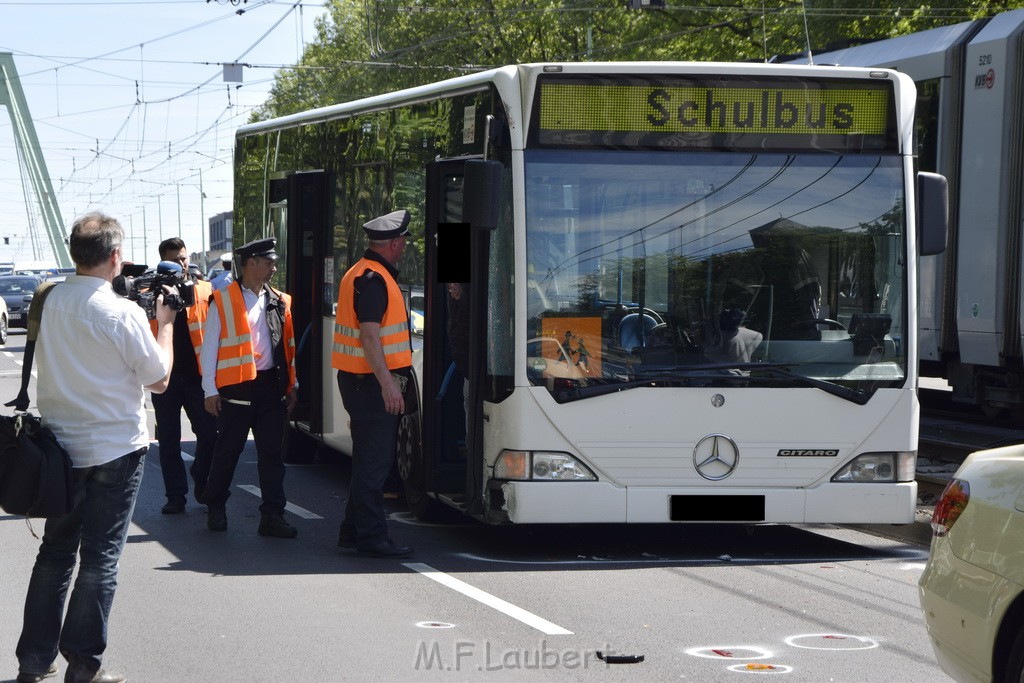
[255,0,1024,121]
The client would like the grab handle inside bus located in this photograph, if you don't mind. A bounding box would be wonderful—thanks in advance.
[463,159,503,231]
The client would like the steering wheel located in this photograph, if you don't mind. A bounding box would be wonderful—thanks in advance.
[626,307,665,324]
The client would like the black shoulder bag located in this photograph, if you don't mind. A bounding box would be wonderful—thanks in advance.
[0,282,74,518]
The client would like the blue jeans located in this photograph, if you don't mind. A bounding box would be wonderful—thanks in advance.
[16,448,146,677]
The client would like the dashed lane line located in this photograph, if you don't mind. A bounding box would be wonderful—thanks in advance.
[403,562,573,636]
[235,484,323,520]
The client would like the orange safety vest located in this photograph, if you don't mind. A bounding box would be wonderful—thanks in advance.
[331,258,412,373]
[211,282,297,390]
[149,279,212,374]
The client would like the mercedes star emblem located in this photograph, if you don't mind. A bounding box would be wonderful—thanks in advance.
[693,434,740,481]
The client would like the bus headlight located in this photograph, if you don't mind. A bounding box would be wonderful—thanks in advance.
[494,450,597,481]
[831,452,915,483]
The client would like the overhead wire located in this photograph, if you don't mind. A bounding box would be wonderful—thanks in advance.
[38,0,299,212]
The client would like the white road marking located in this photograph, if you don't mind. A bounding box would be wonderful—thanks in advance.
[235,484,323,519]
[783,633,878,651]
[404,562,573,636]
[685,645,773,659]
[3,351,35,377]
[726,663,792,675]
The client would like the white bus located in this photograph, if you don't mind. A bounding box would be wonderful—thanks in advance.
[234,62,947,525]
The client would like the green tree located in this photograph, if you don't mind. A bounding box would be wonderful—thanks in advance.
[255,0,1024,121]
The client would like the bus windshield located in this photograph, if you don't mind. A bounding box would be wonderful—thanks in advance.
[524,149,907,402]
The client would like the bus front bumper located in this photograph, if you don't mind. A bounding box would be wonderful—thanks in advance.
[489,480,917,524]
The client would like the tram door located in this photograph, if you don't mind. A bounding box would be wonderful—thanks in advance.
[419,160,473,507]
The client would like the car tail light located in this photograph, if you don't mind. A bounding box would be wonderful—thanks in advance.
[931,478,970,537]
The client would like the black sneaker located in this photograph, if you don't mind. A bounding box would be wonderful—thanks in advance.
[258,513,297,539]
[161,496,186,514]
[207,508,227,532]
[357,540,413,559]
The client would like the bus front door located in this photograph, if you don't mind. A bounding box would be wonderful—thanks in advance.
[402,160,474,519]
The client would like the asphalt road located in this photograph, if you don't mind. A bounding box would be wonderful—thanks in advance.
[0,329,947,682]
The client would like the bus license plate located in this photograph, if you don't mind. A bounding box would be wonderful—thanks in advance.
[670,495,765,522]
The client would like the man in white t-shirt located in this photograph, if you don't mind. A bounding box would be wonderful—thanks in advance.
[14,212,175,683]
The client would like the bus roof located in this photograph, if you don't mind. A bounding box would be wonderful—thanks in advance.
[235,61,908,141]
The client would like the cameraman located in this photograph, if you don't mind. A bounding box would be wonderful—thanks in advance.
[149,237,218,514]
[15,212,174,683]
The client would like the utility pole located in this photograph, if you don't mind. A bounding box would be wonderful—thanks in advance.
[193,168,208,272]
[142,205,148,261]
[200,168,206,271]
[128,214,135,262]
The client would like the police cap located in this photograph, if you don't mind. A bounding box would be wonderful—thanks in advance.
[362,210,410,240]
[235,237,278,262]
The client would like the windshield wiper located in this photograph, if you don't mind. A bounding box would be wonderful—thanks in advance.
[559,376,704,402]
[721,362,871,405]
[559,363,871,405]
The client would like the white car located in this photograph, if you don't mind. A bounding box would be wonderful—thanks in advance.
[0,294,7,345]
[919,445,1024,681]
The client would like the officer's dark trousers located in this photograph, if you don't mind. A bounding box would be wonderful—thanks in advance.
[204,371,287,514]
[337,371,400,546]
[152,379,217,500]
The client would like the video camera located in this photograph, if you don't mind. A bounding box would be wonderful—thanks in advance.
[113,260,195,320]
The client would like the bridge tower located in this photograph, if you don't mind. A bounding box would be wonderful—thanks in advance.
[0,53,71,268]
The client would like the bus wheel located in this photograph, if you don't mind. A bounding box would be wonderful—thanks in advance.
[397,411,446,521]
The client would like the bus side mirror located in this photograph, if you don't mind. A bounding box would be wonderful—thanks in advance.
[463,159,503,231]
[917,171,948,256]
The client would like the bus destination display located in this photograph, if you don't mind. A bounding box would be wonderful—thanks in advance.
[532,76,897,152]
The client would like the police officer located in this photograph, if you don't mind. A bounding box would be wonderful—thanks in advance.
[333,210,414,559]
[199,237,298,538]
[210,253,233,290]
[151,237,218,514]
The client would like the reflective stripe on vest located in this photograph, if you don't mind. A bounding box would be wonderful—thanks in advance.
[212,283,257,388]
[331,258,412,373]
[279,290,298,390]
[149,279,211,374]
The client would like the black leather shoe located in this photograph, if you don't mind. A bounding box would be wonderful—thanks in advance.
[16,663,57,682]
[258,513,297,538]
[207,508,227,531]
[160,497,186,514]
[337,526,357,549]
[357,540,413,559]
[64,667,126,683]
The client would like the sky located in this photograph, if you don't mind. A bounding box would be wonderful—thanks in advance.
[0,0,329,269]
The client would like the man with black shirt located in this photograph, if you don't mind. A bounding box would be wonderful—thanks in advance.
[332,210,414,559]
[151,237,217,514]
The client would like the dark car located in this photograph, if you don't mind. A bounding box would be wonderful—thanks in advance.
[0,275,42,329]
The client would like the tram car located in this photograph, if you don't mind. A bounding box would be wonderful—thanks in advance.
[790,9,1024,421]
